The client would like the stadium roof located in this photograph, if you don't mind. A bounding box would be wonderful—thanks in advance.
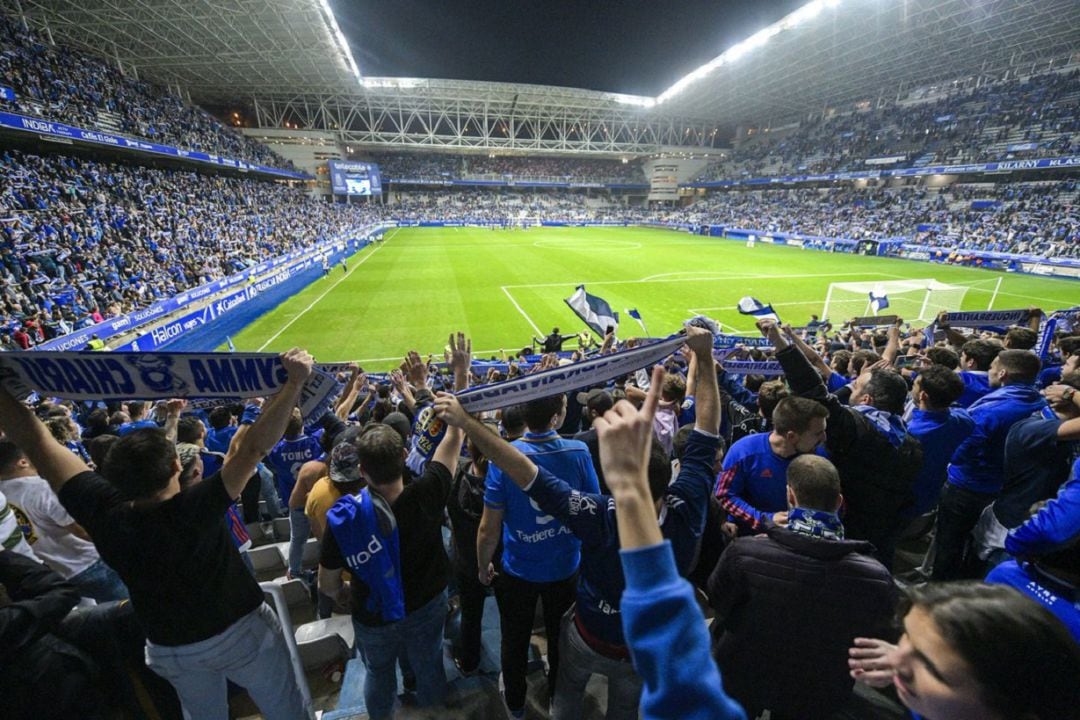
[653,0,1080,124]
[9,0,1080,136]
[7,0,361,93]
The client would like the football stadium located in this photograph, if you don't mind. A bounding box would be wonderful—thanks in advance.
[0,1,1079,719]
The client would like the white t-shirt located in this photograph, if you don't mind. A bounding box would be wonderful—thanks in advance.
[0,487,38,562]
[2,476,100,577]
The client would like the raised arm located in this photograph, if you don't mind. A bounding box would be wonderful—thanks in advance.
[0,387,89,494]
[881,321,901,366]
[686,325,720,435]
[221,348,313,498]
[436,393,537,489]
[785,323,832,379]
[162,398,186,444]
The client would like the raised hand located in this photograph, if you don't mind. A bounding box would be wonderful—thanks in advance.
[447,331,472,378]
[684,322,713,357]
[433,391,470,429]
[280,347,314,384]
[403,350,427,386]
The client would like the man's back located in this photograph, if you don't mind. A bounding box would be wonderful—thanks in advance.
[58,469,263,645]
[485,430,599,582]
[708,527,895,719]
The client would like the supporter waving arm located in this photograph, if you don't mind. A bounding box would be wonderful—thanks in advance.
[221,348,313,499]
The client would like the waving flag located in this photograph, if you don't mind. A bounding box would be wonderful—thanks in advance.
[737,296,779,323]
[226,336,236,352]
[626,308,648,335]
[869,288,890,315]
[565,285,619,335]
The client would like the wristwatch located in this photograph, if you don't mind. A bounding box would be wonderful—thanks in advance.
[1064,386,1077,405]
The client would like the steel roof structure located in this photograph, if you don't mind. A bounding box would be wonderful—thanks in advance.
[7,0,1079,154]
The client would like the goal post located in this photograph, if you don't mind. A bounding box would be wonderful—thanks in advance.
[821,279,968,324]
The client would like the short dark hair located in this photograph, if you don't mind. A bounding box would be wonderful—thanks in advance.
[0,440,26,475]
[522,394,565,432]
[102,428,178,500]
[86,435,118,469]
[787,455,840,511]
[208,406,233,430]
[850,350,880,376]
[831,350,852,375]
[917,365,965,409]
[771,396,828,435]
[925,346,960,369]
[1059,336,1080,357]
[356,424,404,486]
[961,339,1001,371]
[85,408,110,431]
[1005,326,1037,350]
[756,380,790,421]
[500,404,527,440]
[900,582,1080,720]
[863,369,909,415]
[647,442,672,502]
[176,416,205,444]
[127,400,147,420]
[997,349,1041,384]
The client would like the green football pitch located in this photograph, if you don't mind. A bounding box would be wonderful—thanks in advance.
[223,226,1079,369]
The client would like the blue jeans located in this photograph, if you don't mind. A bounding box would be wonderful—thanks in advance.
[288,508,311,577]
[351,589,448,720]
[145,603,311,720]
[69,558,129,603]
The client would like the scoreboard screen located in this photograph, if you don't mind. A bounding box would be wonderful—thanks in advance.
[329,160,383,196]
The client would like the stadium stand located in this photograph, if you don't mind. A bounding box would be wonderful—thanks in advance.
[0,15,294,169]
[694,68,1080,182]
[373,153,646,184]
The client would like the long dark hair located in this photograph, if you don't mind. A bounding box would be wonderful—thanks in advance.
[902,582,1080,720]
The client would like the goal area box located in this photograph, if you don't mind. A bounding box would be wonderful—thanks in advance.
[822,279,968,323]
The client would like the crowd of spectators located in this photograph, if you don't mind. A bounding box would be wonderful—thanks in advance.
[669,180,1079,258]
[0,148,380,342]
[373,152,645,184]
[2,311,1079,720]
[0,15,293,169]
[695,68,1080,182]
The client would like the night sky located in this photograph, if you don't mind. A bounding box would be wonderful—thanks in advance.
[333,0,806,96]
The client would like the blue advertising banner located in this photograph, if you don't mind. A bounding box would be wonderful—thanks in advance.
[386,176,649,190]
[0,110,309,180]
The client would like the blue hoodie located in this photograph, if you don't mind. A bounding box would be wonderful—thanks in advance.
[947,384,1047,495]
[619,541,746,720]
[1006,457,1080,556]
[907,407,975,516]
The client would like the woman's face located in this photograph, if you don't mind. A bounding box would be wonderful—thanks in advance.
[887,607,995,720]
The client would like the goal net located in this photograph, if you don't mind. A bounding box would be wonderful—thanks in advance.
[821,279,968,324]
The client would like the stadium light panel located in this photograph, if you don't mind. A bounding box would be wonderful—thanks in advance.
[655,0,842,105]
[317,0,362,81]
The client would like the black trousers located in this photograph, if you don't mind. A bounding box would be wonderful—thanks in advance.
[455,565,489,672]
[493,570,577,712]
[931,482,996,581]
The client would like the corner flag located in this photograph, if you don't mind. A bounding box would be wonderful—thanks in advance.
[565,285,619,335]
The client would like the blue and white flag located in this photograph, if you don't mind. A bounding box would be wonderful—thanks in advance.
[565,285,619,335]
[226,336,236,352]
[737,296,779,323]
[869,289,890,314]
[626,308,648,335]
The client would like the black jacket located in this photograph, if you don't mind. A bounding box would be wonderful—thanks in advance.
[708,526,897,720]
[776,345,922,566]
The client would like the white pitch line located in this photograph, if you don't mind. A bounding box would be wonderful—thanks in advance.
[256,238,389,351]
[501,286,544,336]
[502,271,904,290]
